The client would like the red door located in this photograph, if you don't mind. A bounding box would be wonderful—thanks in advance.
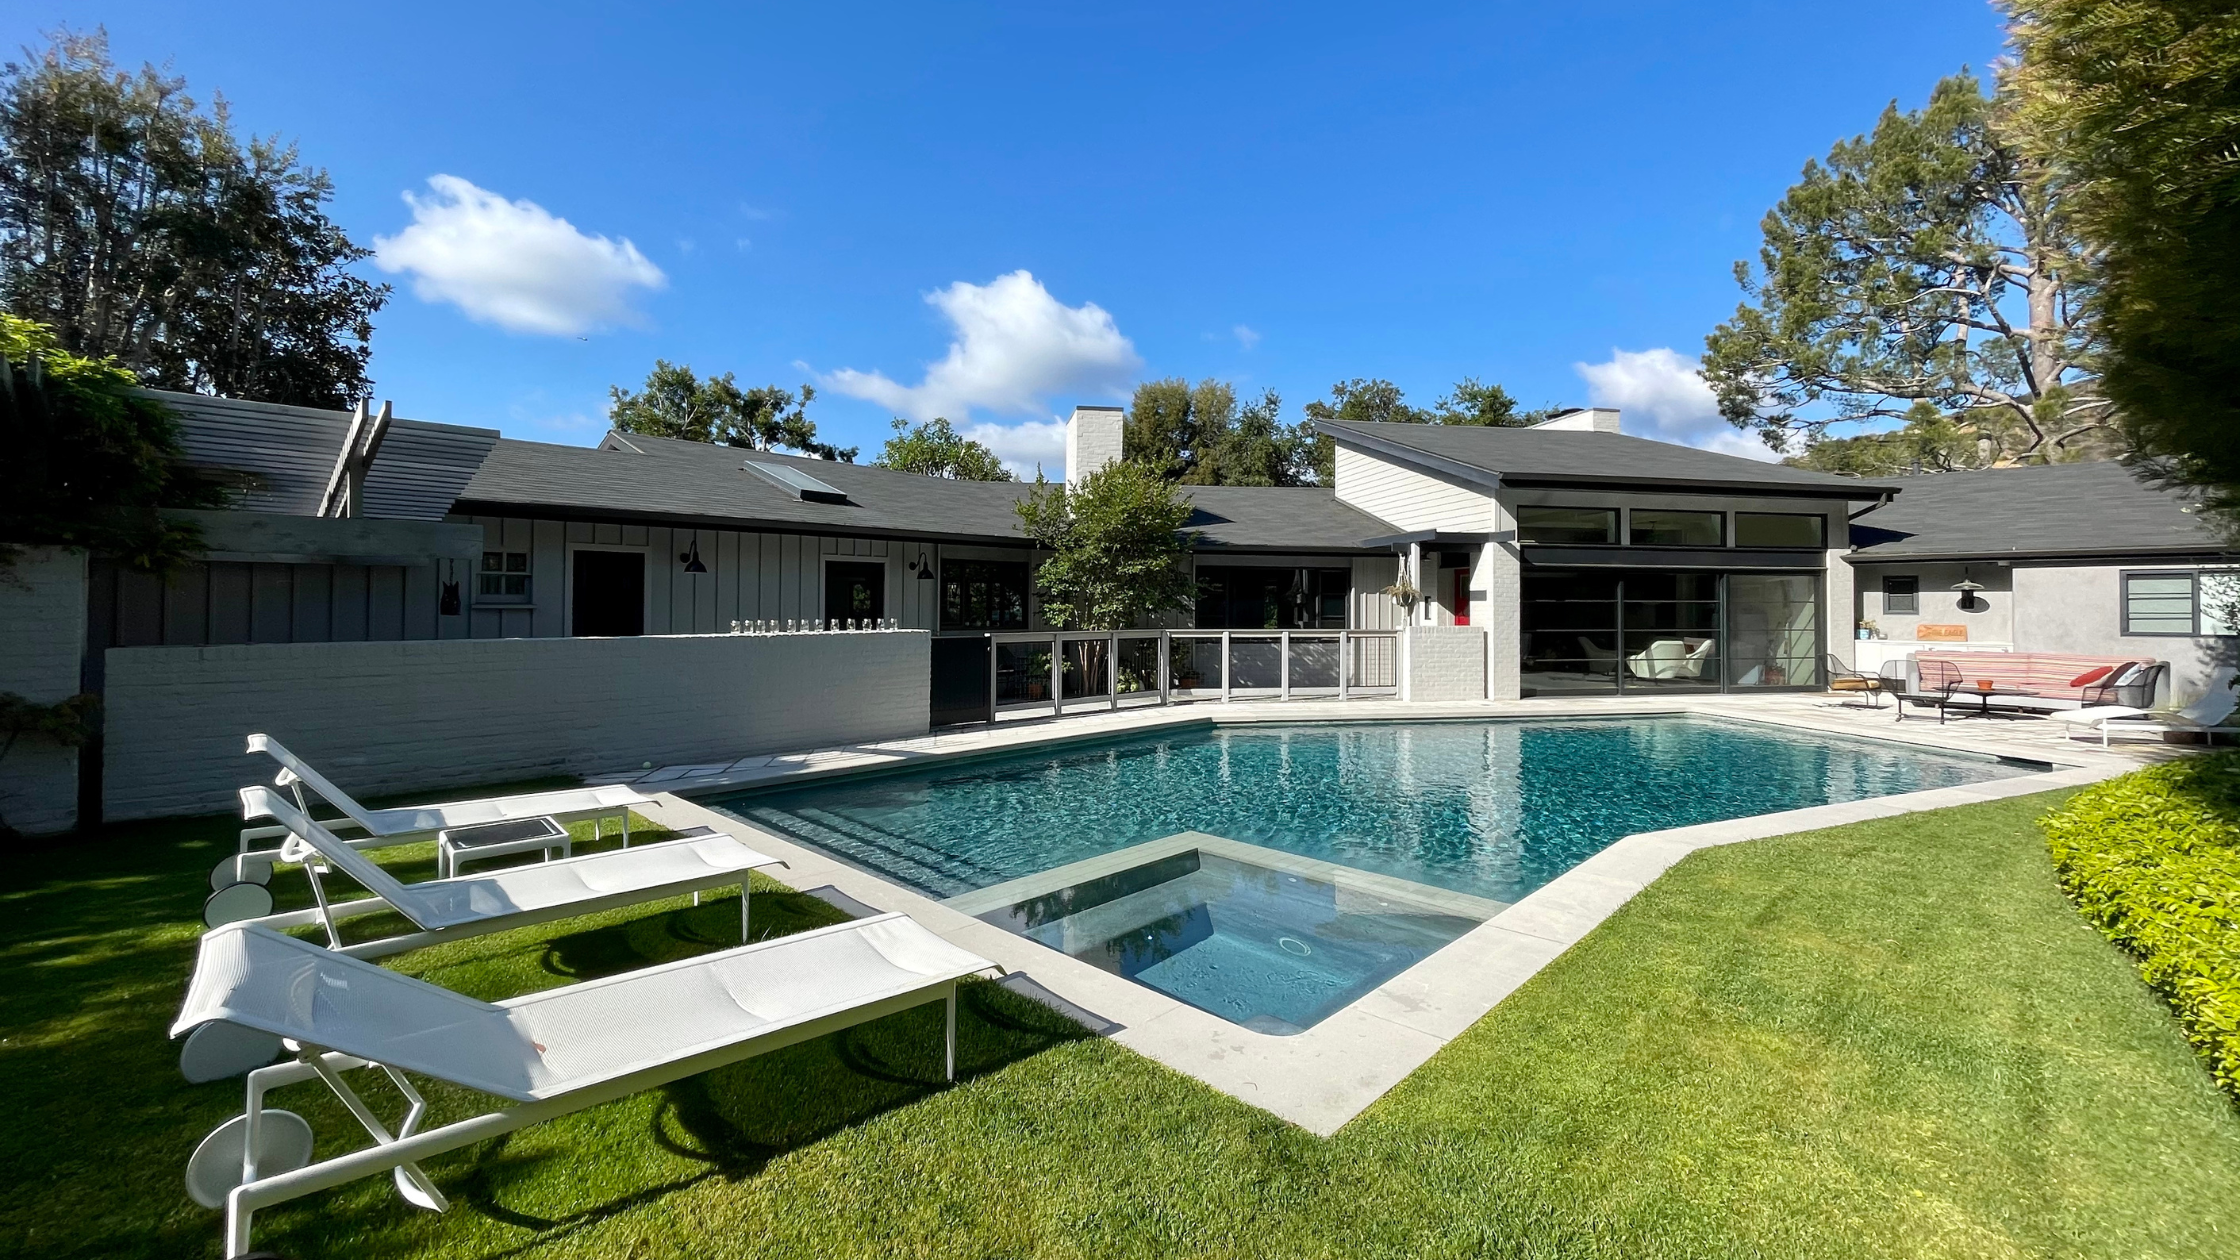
[1451,568,1471,626]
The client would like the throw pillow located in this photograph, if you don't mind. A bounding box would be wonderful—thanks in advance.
[2069,665,2116,688]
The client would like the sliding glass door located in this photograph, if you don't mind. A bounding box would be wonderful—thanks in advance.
[1519,568,1821,696]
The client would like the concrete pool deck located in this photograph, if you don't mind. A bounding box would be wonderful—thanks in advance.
[626,696,2157,1135]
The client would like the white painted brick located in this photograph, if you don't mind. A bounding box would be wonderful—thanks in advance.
[1404,626,1487,701]
[103,631,931,821]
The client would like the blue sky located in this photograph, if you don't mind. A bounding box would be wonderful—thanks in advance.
[21,2,2010,472]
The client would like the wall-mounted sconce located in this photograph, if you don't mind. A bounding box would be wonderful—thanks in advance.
[1952,570,1985,612]
[679,537,708,574]
[909,549,937,580]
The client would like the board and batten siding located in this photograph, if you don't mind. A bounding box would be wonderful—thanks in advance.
[91,558,444,649]
[1332,444,1495,533]
[458,515,977,639]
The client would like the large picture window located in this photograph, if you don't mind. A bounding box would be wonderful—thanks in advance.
[2123,570,2240,636]
[1196,567,1350,629]
[941,560,1029,630]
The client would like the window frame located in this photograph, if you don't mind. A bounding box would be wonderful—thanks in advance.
[1733,511,1826,549]
[2121,568,2240,637]
[1881,575,1918,616]
[476,550,533,604]
[1626,508,1726,548]
[939,558,1031,632]
[1514,505,1618,545]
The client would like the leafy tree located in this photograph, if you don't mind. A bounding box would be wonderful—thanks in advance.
[1702,71,2113,468]
[1296,375,1551,480]
[1013,461,1197,630]
[871,416,1013,481]
[0,313,220,574]
[1303,377,1430,426]
[2010,1,2240,515]
[1782,404,1979,475]
[1197,388,1312,486]
[0,30,387,408]
[1431,377,1554,427]
[608,361,855,460]
[1122,377,1228,481]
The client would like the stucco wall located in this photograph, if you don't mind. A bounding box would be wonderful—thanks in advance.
[0,547,87,835]
[1852,561,2016,646]
[1404,626,1487,701]
[2011,563,2231,702]
[102,630,931,821]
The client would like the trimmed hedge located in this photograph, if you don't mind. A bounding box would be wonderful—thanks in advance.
[2041,753,2240,1097]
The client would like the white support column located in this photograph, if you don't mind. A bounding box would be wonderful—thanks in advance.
[1485,494,1523,700]
[1158,630,1171,704]
[1338,632,1351,701]
[1280,631,1292,700]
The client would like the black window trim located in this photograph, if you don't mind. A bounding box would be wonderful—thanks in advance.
[1514,504,1619,546]
[2120,567,2237,637]
[1625,507,1727,549]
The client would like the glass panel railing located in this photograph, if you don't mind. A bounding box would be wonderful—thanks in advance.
[995,638,1052,706]
[1230,636,1283,690]
[1289,635,1341,690]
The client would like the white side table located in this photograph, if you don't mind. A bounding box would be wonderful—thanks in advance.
[437,816,571,878]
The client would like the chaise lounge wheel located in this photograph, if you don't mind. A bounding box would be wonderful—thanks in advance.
[185,1110,315,1208]
[203,881,275,929]
[179,1021,285,1083]
[210,853,275,892]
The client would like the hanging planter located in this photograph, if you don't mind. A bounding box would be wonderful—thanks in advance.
[1382,575,1420,616]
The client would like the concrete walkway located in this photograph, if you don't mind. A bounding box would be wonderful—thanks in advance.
[624,695,2158,1134]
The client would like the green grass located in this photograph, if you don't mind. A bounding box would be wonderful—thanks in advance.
[3,786,2237,1258]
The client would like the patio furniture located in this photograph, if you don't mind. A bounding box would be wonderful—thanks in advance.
[436,815,571,878]
[217,734,654,890]
[171,915,996,1258]
[1626,638,1713,682]
[1576,636,1620,677]
[1901,652,2162,716]
[2049,670,2240,746]
[225,786,780,961]
[1824,654,1890,709]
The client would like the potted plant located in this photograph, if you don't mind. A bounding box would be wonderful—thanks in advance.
[1383,575,1420,617]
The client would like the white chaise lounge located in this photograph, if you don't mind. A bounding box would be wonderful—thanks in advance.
[233,785,780,960]
[173,915,996,1257]
[2049,674,2240,746]
[219,734,656,888]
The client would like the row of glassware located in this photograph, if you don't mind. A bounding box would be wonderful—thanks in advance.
[726,617,901,634]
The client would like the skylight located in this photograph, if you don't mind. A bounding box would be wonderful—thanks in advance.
[743,460,850,504]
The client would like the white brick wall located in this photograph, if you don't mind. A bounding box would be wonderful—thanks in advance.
[0,547,87,834]
[103,630,931,821]
[1404,626,1487,701]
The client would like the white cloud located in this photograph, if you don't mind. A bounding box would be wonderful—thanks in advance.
[374,175,666,336]
[1232,324,1262,351]
[961,417,1070,480]
[818,270,1140,422]
[1574,347,1778,462]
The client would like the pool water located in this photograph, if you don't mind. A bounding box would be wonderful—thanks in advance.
[716,717,2032,905]
[714,717,2033,1029]
[977,850,1484,1034]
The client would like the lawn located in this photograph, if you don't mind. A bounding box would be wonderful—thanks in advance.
[2,786,2236,1259]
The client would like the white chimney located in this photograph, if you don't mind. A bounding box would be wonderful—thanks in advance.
[1065,405,1125,482]
[1529,407,1621,433]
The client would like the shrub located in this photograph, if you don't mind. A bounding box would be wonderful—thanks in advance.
[2041,753,2240,1096]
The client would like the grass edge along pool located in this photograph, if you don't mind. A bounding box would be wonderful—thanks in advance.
[713,717,2035,1031]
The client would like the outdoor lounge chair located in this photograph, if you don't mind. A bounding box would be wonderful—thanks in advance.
[228,786,781,961]
[219,733,655,888]
[2049,671,2240,746]
[1824,653,1890,708]
[171,915,997,1257]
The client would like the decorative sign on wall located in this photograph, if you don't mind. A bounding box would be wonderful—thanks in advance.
[1915,624,1970,642]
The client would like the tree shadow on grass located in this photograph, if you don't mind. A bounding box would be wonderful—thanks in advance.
[438,902,1094,1252]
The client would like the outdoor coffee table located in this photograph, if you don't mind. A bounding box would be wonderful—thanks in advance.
[436,815,571,878]
[1934,685,2040,724]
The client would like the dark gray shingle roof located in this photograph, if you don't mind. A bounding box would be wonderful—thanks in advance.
[155,390,500,522]
[1847,460,2228,561]
[1319,419,1876,497]
[457,432,1401,551]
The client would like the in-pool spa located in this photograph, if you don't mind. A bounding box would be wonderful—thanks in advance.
[713,717,2034,1030]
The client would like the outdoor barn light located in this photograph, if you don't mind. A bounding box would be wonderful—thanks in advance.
[679,537,708,574]
[911,549,937,580]
[1951,571,1986,612]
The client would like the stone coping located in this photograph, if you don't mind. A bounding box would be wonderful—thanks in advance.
[633,699,2142,1135]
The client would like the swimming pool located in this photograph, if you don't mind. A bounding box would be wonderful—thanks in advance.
[714,717,2032,1029]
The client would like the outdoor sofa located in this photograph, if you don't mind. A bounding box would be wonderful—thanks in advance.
[1893,652,2162,718]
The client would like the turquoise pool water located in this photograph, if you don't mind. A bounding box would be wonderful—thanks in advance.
[714,717,2034,906]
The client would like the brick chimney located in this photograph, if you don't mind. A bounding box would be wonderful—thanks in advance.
[1065,405,1125,482]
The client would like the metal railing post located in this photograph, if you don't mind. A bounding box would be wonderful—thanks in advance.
[1159,630,1171,706]
[1280,631,1292,700]
[1049,634,1061,717]
[1221,632,1232,704]
[1108,632,1119,710]
[1339,631,1351,702]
